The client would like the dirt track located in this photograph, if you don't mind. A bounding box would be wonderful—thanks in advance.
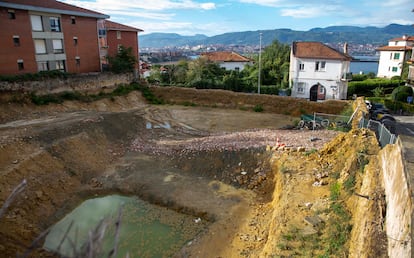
[0,89,359,257]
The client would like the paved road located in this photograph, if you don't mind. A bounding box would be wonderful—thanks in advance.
[394,115,414,137]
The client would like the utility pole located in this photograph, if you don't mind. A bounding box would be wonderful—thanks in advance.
[258,32,262,94]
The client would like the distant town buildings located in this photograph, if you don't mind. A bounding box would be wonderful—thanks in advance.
[200,51,253,71]
[0,0,142,75]
[289,41,352,101]
[376,35,413,78]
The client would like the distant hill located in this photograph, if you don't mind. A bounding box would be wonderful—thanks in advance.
[139,24,414,48]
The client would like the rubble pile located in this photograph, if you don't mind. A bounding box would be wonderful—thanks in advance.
[129,129,340,156]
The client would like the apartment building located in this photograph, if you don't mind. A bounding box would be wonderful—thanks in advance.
[0,0,142,75]
[376,35,413,78]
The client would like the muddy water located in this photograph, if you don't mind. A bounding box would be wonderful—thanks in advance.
[43,195,208,257]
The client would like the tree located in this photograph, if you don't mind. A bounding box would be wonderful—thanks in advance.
[108,46,137,74]
[186,57,224,88]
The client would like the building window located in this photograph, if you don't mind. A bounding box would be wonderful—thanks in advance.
[30,15,43,31]
[315,61,326,71]
[297,82,305,93]
[34,39,47,54]
[37,61,49,71]
[52,39,64,53]
[117,44,122,52]
[392,67,398,72]
[8,10,15,19]
[56,60,65,71]
[393,53,400,60]
[17,60,24,70]
[319,86,325,94]
[390,53,393,60]
[299,63,304,71]
[73,37,78,46]
[98,29,106,36]
[116,31,121,39]
[13,36,20,47]
[50,17,61,32]
[76,57,80,66]
[71,16,76,24]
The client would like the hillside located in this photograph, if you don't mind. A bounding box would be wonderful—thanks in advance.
[139,24,414,48]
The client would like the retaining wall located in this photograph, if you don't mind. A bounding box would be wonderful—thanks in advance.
[0,73,134,95]
[380,139,412,257]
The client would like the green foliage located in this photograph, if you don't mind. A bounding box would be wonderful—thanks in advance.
[0,70,69,82]
[107,46,137,74]
[330,182,341,201]
[391,86,413,102]
[29,83,164,105]
[253,104,264,112]
[351,73,376,81]
[372,87,385,97]
[348,78,404,97]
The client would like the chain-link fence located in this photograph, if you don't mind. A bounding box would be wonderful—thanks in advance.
[298,112,351,131]
[359,117,397,147]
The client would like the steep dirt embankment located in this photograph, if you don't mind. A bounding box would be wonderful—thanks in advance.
[151,86,348,116]
[254,128,387,257]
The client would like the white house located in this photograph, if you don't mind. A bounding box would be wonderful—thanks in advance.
[377,35,414,78]
[289,41,352,101]
[200,51,252,71]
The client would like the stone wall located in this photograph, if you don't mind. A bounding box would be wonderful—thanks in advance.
[0,73,134,95]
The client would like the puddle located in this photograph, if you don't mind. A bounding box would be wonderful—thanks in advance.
[43,195,208,257]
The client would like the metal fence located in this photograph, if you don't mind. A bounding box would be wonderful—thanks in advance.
[358,117,397,147]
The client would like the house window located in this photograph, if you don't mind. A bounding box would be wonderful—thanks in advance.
[393,53,400,60]
[116,31,121,39]
[8,10,15,19]
[75,56,80,66]
[315,61,326,71]
[297,82,305,93]
[37,61,49,71]
[299,63,304,71]
[392,67,398,72]
[34,39,47,54]
[73,37,78,46]
[13,36,20,47]
[50,17,61,32]
[117,44,122,52]
[30,15,43,31]
[17,60,24,70]
[52,39,64,53]
[71,16,76,24]
[56,60,65,71]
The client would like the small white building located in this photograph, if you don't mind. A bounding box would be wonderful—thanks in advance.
[201,51,252,71]
[289,42,352,101]
[377,35,414,78]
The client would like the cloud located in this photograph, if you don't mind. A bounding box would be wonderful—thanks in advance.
[62,0,215,12]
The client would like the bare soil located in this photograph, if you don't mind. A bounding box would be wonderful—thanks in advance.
[0,88,385,257]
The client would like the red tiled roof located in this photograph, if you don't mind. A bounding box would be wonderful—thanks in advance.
[376,45,413,51]
[389,36,414,42]
[0,0,109,18]
[292,42,352,61]
[201,51,251,62]
[105,20,143,32]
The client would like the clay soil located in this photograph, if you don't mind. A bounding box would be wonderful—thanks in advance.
[0,88,385,257]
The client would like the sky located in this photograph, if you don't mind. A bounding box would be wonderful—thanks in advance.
[62,0,414,36]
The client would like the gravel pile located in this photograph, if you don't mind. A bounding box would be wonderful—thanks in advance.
[130,129,340,156]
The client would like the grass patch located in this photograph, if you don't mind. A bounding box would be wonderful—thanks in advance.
[28,83,164,106]
[253,104,264,112]
[304,148,317,156]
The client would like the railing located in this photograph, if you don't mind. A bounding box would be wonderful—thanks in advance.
[359,117,397,147]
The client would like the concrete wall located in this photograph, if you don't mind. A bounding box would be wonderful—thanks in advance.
[0,73,133,95]
[380,138,412,257]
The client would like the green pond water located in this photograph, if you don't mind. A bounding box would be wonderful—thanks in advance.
[43,195,208,257]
